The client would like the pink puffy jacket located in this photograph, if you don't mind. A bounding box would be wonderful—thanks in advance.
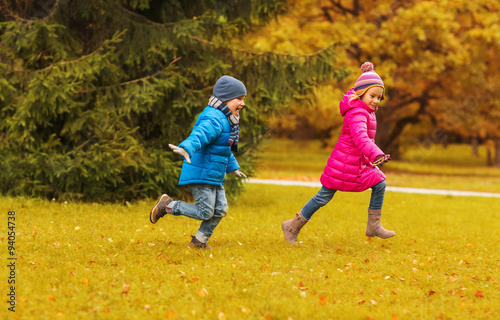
[320,88,386,192]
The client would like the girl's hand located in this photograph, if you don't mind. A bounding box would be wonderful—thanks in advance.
[168,144,191,164]
[232,169,247,178]
[372,154,391,167]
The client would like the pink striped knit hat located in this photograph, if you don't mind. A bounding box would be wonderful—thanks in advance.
[354,62,385,100]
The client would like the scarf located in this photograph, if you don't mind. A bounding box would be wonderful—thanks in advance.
[208,96,240,152]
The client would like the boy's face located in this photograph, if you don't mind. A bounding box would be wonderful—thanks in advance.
[225,96,246,117]
[361,87,384,109]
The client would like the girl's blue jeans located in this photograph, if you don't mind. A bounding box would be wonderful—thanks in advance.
[171,183,228,243]
[301,180,387,220]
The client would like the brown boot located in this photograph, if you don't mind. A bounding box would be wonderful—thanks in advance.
[188,235,211,250]
[281,211,309,244]
[149,194,173,224]
[366,208,395,238]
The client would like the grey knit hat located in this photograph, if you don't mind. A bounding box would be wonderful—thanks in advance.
[213,75,247,102]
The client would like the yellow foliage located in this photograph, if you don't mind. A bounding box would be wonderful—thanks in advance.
[240,0,500,148]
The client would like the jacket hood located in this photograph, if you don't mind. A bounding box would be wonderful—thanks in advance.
[339,88,374,116]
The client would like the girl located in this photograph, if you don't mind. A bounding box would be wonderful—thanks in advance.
[281,62,395,244]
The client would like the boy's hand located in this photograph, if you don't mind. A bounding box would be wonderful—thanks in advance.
[168,144,191,164]
[232,169,247,178]
[372,154,391,167]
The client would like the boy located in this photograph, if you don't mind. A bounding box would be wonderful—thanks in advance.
[149,75,247,249]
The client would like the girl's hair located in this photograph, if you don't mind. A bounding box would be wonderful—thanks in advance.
[347,93,361,102]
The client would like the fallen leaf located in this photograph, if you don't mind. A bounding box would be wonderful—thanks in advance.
[336,249,342,254]
[474,290,485,298]
[239,307,251,314]
[370,300,377,305]
[428,290,437,296]
[122,284,130,294]
[82,278,89,285]
[449,273,459,282]
[319,296,327,305]
[299,281,308,290]
[198,288,208,297]
[192,277,200,282]
[48,296,56,302]
[357,299,365,304]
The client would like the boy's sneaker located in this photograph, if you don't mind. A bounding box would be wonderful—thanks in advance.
[188,235,211,250]
[149,194,173,224]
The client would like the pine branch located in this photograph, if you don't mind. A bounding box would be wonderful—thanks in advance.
[2,0,60,22]
[189,36,345,59]
[72,57,182,94]
[117,4,187,27]
[30,30,126,73]
[116,3,345,60]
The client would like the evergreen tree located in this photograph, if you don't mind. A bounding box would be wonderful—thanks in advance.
[0,0,346,201]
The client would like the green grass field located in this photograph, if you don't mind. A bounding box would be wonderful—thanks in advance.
[1,139,500,319]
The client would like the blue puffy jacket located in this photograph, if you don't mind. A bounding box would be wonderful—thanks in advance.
[177,107,240,186]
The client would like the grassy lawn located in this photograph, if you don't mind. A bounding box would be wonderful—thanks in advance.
[254,139,500,193]
[1,182,500,319]
[1,138,500,319]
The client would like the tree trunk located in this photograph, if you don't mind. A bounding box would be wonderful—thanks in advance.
[495,138,500,168]
[375,95,430,159]
[471,136,479,157]
[487,148,493,166]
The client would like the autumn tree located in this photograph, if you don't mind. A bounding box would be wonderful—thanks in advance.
[242,0,500,164]
[0,0,347,201]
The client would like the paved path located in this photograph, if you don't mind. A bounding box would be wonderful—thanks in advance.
[246,178,500,198]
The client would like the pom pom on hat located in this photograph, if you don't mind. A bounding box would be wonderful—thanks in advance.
[360,62,374,73]
[354,62,385,100]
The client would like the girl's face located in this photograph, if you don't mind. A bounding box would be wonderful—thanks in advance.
[225,96,246,117]
[361,87,384,110]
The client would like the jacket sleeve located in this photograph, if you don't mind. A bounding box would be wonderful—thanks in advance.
[178,116,223,159]
[226,153,240,173]
[347,110,384,162]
